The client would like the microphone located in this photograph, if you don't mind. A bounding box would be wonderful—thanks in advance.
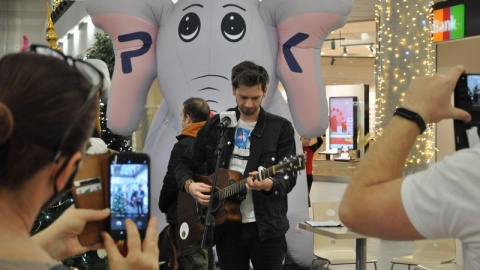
[218,111,237,129]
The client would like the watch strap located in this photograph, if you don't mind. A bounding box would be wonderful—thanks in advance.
[393,107,426,134]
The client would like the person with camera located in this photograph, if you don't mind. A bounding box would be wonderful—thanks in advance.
[0,47,158,270]
[339,65,480,269]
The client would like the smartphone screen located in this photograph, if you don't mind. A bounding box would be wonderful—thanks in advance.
[454,74,480,150]
[108,153,150,240]
[455,74,480,115]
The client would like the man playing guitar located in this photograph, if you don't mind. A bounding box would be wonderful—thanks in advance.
[175,61,298,270]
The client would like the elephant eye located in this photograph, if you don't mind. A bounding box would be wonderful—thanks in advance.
[178,12,201,42]
[221,12,246,42]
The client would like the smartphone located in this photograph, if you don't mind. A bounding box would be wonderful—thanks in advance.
[108,153,150,240]
[454,73,480,114]
[454,74,480,150]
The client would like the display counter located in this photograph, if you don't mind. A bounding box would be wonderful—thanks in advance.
[312,151,359,183]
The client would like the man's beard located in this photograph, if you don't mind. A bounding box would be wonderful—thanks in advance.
[239,105,259,116]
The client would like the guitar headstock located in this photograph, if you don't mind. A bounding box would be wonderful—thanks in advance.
[267,154,306,176]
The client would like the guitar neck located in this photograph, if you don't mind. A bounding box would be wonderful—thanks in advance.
[215,165,276,201]
[214,154,305,201]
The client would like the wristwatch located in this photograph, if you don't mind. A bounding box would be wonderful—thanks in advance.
[393,107,426,134]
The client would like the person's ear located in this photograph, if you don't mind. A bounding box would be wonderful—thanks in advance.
[185,113,192,125]
[263,87,267,96]
[54,152,82,191]
[232,87,236,96]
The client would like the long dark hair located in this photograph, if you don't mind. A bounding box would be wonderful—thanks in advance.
[0,53,97,189]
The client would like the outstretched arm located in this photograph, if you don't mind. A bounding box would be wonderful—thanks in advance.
[339,66,471,240]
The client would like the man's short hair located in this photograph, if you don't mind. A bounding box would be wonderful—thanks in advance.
[183,97,210,123]
[231,61,269,92]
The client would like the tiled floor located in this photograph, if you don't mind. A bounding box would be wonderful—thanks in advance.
[306,181,463,270]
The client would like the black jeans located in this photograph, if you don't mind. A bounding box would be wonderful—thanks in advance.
[216,222,286,270]
[174,223,215,270]
[307,174,313,207]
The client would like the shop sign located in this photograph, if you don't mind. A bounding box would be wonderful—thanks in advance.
[432,4,465,42]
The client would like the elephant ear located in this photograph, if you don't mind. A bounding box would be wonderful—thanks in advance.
[84,0,173,136]
[259,0,353,138]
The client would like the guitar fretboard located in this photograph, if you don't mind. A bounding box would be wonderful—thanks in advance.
[214,155,304,200]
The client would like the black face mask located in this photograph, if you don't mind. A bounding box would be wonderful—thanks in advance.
[41,157,80,211]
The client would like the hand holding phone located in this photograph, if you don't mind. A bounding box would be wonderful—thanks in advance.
[108,153,151,240]
[102,216,159,270]
[72,153,110,246]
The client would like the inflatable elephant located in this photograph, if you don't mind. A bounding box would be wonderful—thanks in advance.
[84,0,352,266]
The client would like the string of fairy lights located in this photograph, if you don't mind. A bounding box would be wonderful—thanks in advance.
[375,0,436,171]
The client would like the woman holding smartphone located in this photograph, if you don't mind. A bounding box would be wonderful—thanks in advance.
[0,47,158,270]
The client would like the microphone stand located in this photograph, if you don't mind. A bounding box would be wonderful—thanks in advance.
[201,124,229,251]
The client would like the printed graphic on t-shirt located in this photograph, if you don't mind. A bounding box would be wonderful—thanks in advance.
[229,124,252,172]
[235,128,250,149]
[228,120,256,223]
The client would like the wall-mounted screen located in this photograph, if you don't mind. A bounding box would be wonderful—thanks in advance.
[328,96,358,150]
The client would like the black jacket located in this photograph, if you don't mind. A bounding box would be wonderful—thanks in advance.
[158,134,195,224]
[175,107,297,241]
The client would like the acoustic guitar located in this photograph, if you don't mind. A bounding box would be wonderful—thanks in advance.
[177,155,305,246]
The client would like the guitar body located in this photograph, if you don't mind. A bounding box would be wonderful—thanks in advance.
[176,191,205,246]
[194,168,243,224]
[176,155,305,246]
[176,169,243,246]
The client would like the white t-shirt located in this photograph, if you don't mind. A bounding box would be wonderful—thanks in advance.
[401,143,480,269]
[228,119,256,223]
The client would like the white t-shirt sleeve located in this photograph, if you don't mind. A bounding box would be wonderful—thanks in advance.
[401,144,480,241]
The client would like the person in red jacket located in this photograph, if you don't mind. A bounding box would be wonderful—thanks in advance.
[300,135,324,207]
